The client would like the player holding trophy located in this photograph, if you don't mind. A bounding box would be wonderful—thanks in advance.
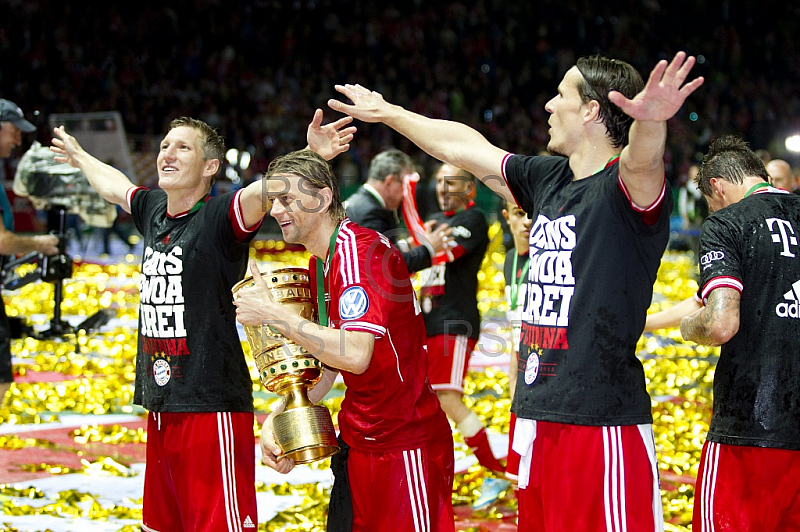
[234,149,456,531]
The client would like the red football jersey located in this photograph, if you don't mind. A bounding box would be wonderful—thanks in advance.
[309,219,451,453]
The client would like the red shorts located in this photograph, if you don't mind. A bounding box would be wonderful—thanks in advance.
[426,334,477,393]
[693,440,800,531]
[142,411,257,532]
[515,420,662,531]
[349,435,455,532]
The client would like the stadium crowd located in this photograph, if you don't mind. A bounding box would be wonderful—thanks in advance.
[1,0,800,192]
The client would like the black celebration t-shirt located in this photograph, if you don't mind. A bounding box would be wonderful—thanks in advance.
[418,205,488,339]
[504,154,671,426]
[131,188,258,412]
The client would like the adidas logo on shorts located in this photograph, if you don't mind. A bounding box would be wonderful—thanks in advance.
[243,515,256,528]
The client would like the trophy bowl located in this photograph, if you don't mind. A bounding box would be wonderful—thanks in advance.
[232,267,338,464]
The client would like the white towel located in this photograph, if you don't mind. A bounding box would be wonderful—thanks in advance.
[511,417,537,489]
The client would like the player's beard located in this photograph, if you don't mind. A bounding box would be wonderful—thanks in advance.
[280,219,314,247]
[277,220,298,244]
[546,139,568,158]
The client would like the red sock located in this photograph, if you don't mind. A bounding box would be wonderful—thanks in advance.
[464,427,505,474]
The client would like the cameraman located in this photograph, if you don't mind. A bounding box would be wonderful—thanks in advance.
[0,99,58,402]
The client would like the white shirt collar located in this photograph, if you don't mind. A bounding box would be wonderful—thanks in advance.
[363,183,386,208]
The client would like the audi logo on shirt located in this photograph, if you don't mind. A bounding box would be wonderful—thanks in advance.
[700,250,725,266]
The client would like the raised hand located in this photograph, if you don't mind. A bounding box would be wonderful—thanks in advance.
[306,108,357,161]
[50,126,84,168]
[608,51,705,122]
[328,84,391,123]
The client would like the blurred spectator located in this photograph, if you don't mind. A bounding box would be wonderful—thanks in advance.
[2,1,799,192]
[676,164,708,258]
[101,205,135,256]
[766,158,795,191]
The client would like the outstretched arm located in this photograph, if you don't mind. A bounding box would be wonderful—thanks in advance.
[610,52,704,208]
[643,295,702,332]
[328,85,515,203]
[50,126,136,212]
[237,109,357,228]
[680,287,740,346]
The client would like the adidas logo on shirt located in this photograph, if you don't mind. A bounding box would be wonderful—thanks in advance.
[243,515,256,528]
[776,279,800,318]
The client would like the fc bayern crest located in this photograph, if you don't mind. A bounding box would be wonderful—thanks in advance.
[153,359,171,386]
[339,286,369,320]
[524,352,540,385]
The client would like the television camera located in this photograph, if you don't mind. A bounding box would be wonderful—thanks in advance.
[1,141,117,339]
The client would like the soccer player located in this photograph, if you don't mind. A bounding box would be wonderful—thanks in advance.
[501,200,531,481]
[417,162,504,474]
[51,110,355,531]
[234,149,455,531]
[680,135,800,531]
[329,51,703,530]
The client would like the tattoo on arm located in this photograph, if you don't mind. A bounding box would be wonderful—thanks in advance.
[680,288,740,346]
[680,304,717,345]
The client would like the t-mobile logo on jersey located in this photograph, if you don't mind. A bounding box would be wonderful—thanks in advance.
[139,246,188,341]
[777,279,800,319]
[520,214,576,350]
[767,218,798,258]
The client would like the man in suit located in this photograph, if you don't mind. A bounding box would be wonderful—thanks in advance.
[345,148,449,272]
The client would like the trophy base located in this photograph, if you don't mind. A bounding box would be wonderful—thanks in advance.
[273,404,339,465]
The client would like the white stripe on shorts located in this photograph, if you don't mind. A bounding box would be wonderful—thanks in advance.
[602,424,663,532]
[699,441,720,532]
[602,426,625,532]
[217,412,243,532]
[449,335,468,389]
[638,424,664,532]
[403,448,431,532]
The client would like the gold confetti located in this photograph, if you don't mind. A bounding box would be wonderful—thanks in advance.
[0,245,711,529]
[71,424,147,445]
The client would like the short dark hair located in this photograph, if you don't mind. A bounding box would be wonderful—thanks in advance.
[368,149,414,182]
[265,150,346,221]
[695,135,768,197]
[575,56,644,149]
[169,117,225,173]
[437,162,476,184]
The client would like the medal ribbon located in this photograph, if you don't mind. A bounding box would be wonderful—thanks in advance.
[187,194,210,214]
[315,223,341,327]
[509,251,530,311]
[744,181,770,198]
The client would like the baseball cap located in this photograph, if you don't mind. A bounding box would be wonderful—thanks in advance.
[0,99,36,133]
